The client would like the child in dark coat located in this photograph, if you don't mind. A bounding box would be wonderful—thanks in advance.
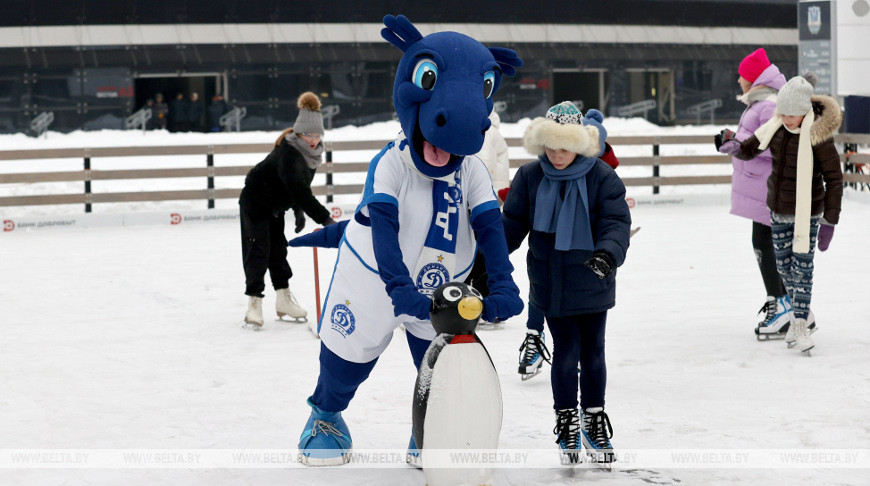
[238,92,336,327]
[502,101,631,463]
[517,108,619,379]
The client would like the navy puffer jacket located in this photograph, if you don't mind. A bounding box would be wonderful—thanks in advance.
[502,159,631,317]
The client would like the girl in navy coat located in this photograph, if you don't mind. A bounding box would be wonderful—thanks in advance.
[502,101,631,464]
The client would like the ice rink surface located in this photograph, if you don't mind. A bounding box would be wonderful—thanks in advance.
[3,198,869,485]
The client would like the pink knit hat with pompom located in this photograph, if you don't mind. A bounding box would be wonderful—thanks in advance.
[738,48,771,84]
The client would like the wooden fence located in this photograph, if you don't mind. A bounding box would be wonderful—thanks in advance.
[1,134,869,213]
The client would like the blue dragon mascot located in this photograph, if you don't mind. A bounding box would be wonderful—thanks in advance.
[294,15,524,466]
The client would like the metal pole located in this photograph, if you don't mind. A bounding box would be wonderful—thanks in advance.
[325,146,334,204]
[653,142,660,195]
[84,154,92,213]
[207,149,215,209]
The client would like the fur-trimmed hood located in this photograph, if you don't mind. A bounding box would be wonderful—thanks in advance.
[523,117,601,157]
[809,94,842,146]
[737,86,778,106]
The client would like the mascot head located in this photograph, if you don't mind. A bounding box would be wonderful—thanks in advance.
[381,15,523,178]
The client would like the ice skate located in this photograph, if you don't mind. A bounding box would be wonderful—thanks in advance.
[789,318,815,356]
[405,433,421,468]
[786,309,817,348]
[243,295,264,329]
[298,397,352,466]
[581,408,616,464]
[276,287,308,323]
[554,408,582,465]
[755,296,792,340]
[518,330,551,381]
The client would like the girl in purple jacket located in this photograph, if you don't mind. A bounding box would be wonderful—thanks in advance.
[714,48,814,340]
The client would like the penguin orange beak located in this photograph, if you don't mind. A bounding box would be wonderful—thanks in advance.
[457,296,483,321]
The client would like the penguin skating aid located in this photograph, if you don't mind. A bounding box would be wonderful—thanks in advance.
[412,282,502,486]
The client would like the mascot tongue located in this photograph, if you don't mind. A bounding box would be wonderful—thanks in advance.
[423,140,451,167]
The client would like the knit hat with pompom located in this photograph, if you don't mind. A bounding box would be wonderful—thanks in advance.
[293,92,324,135]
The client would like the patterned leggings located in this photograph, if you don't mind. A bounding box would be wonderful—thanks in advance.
[770,212,820,321]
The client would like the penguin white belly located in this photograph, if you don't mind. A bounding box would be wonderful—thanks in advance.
[422,341,502,486]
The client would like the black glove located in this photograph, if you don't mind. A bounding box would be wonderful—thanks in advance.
[584,251,614,279]
[293,208,306,234]
[322,216,337,227]
[713,128,736,151]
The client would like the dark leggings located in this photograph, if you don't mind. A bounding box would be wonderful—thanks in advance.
[240,209,292,296]
[547,311,607,411]
[752,221,786,298]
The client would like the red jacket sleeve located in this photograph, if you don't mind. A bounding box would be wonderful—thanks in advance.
[600,142,619,169]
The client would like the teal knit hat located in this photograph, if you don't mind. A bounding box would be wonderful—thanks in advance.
[546,101,583,125]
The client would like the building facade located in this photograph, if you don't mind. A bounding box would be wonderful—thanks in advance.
[0,1,799,133]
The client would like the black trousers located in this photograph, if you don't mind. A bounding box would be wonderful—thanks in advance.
[547,311,607,411]
[240,209,292,297]
[751,221,786,298]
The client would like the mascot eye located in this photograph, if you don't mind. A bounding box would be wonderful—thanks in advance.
[412,59,438,90]
[442,285,463,302]
[483,71,496,99]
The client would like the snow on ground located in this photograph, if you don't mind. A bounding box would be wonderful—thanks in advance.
[2,120,870,485]
[2,197,869,485]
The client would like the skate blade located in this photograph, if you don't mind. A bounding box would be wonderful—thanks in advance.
[277,313,308,323]
[801,346,814,357]
[297,451,351,466]
[405,453,422,469]
[756,333,786,341]
[586,450,617,465]
[559,450,582,465]
[755,327,788,341]
[242,321,263,331]
[519,367,542,381]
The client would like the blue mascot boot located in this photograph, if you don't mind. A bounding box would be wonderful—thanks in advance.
[406,432,421,468]
[298,397,352,466]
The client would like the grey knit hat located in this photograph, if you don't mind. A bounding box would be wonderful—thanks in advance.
[293,91,324,135]
[777,76,814,116]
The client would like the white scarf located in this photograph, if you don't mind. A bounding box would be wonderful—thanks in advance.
[754,110,815,253]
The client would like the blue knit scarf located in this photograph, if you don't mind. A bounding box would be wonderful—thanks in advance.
[533,155,597,251]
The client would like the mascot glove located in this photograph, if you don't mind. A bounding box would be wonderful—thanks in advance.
[386,276,432,321]
[482,280,523,323]
[818,220,835,252]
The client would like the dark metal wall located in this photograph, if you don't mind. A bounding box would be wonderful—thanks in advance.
[0,0,800,132]
[0,1,796,28]
[0,41,798,133]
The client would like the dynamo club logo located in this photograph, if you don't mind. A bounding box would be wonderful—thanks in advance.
[416,263,450,295]
[807,6,822,35]
[330,303,356,338]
